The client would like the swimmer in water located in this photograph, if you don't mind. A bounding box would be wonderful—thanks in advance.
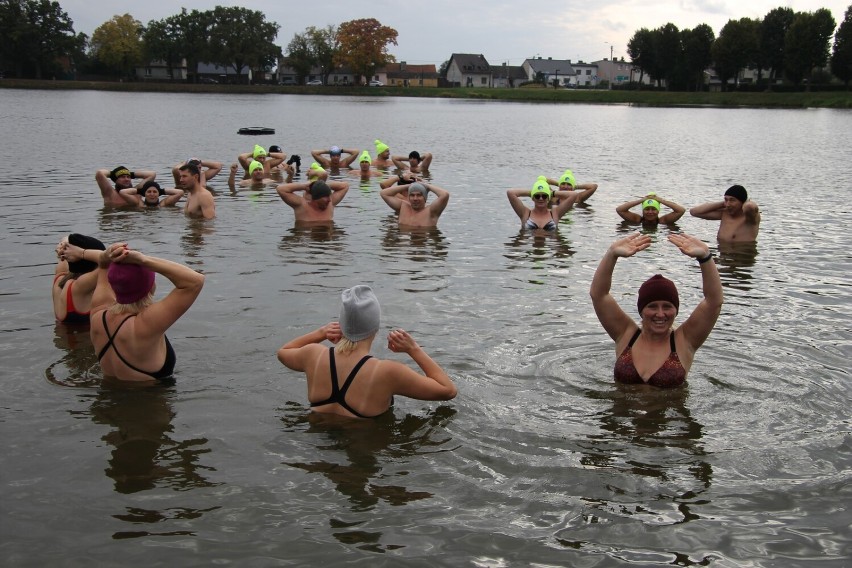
[507,176,579,231]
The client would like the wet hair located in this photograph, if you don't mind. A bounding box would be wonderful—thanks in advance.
[179,163,201,178]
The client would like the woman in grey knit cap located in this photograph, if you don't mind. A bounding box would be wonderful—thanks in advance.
[277,285,457,419]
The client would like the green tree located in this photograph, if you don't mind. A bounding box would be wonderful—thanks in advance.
[335,18,397,84]
[652,23,682,90]
[681,24,715,91]
[831,4,852,88]
[207,6,280,83]
[285,31,314,84]
[712,18,760,91]
[627,27,654,87]
[759,7,795,88]
[143,9,212,83]
[90,14,144,78]
[308,25,338,84]
[0,0,78,78]
[142,18,182,78]
[785,9,837,89]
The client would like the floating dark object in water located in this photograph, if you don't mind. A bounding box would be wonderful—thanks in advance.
[237,127,275,135]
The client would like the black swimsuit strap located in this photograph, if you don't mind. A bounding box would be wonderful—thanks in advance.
[97,312,134,361]
[629,328,676,354]
[337,355,373,397]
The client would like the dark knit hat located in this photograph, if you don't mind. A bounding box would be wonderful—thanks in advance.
[724,184,748,202]
[108,263,155,304]
[109,166,131,181]
[67,233,105,274]
[637,274,679,314]
[137,180,164,196]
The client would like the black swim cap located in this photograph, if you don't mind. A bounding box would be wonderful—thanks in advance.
[724,185,748,202]
[67,233,105,274]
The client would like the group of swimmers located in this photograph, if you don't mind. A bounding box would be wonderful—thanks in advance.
[61,139,762,416]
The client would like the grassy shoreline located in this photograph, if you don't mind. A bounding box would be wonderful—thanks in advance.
[2,78,850,108]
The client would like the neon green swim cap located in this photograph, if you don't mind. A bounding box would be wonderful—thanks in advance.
[559,169,576,187]
[642,198,660,211]
[374,139,389,155]
[309,162,324,179]
[530,176,552,199]
[252,144,267,159]
[359,150,372,163]
[248,160,264,175]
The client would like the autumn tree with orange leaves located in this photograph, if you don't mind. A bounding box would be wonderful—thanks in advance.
[335,18,397,84]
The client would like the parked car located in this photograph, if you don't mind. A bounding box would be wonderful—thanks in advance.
[368,80,384,87]
[305,79,323,86]
[200,77,218,84]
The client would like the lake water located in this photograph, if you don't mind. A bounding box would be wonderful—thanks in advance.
[1,88,851,566]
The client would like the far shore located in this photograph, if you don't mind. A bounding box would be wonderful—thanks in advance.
[2,78,850,109]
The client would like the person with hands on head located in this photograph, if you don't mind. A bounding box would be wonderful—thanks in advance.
[380,181,449,228]
[616,193,685,226]
[61,242,204,385]
[53,233,105,324]
[689,184,760,243]
[275,178,349,224]
[228,160,287,189]
[546,169,598,204]
[392,150,433,173]
[96,166,157,207]
[172,158,222,189]
[589,232,723,388]
[507,176,579,231]
[237,145,286,175]
[311,146,360,170]
[119,180,184,208]
[277,285,457,419]
[179,162,215,219]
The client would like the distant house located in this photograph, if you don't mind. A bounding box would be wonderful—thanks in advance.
[593,58,648,87]
[491,63,528,88]
[522,57,575,87]
[379,62,439,87]
[135,59,188,82]
[571,61,598,87]
[446,53,492,87]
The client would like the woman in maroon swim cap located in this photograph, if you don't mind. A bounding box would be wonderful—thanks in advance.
[61,242,204,385]
[590,233,723,387]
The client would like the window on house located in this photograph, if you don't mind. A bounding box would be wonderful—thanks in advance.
[586,69,591,75]
[481,77,487,85]
[145,68,152,77]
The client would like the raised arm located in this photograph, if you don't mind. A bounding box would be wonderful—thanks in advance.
[590,234,651,343]
[328,180,349,205]
[690,200,724,220]
[160,187,185,207]
[385,329,457,401]
[201,160,223,181]
[551,190,579,220]
[339,148,361,168]
[419,152,433,170]
[310,150,330,168]
[227,163,239,190]
[743,200,761,225]
[425,183,450,217]
[657,196,686,224]
[616,197,645,222]
[391,155,409,170]
[133,170,157,189]
[118,187,143,207]
[506,188,531,221]
[667,233,722,350]
[277,322,341,371]
[574,182,598,203]
[276,182,308,208]
[95,169,115,200]
[379,184,407,212]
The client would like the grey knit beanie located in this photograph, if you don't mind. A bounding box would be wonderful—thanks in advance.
[339,285,381,342]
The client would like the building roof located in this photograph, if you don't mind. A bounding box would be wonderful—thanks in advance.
[524,58,576,75]
[490,64,527,80]
[449,53,491,73]
[382,63,439,79]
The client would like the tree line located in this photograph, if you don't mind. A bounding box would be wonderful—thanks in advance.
[0,0,398,84]
[628,5,852,91]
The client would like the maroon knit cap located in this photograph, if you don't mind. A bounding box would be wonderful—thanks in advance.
[637,274,679,314]
[108,263,155,304]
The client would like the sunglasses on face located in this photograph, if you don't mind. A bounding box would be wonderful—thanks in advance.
[533,194,549,200]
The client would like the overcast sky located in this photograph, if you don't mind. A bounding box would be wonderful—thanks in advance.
[60,0,850,65]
